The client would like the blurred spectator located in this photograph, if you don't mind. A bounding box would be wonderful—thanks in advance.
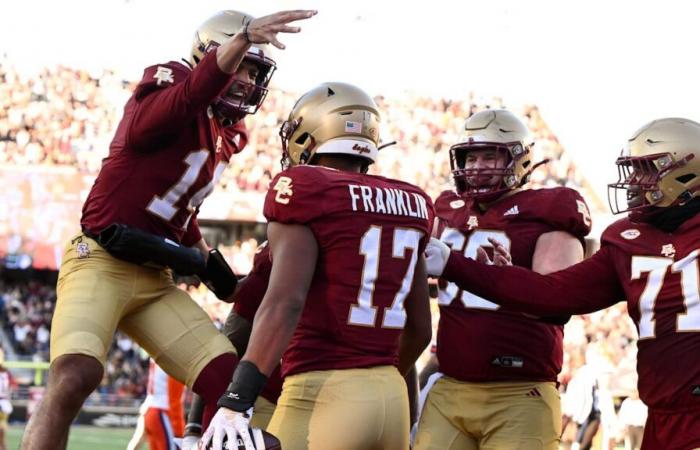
[617,390,647,450]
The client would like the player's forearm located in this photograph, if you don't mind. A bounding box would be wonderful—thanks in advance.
[192,238,209,261]
[397,327,431,376]
[184,394,205,437]
[243,294,305,376]
[222,311,253,356]
[216,32,252,74]
[442,251,619,315]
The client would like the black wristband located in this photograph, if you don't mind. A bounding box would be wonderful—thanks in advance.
[242,18,252,44]
[184,422,202,435]
[217,360,267,412]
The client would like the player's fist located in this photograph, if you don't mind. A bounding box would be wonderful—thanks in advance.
[425,237,450,277]
[244,10,317,49]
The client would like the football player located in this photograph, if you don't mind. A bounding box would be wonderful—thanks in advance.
[182,242,281,450]
[0,350,12,450]
[22,9,316,450]
[202,82,434,450]
[425,117,700,450]
[128,359,186,450]
[413,109,592,450]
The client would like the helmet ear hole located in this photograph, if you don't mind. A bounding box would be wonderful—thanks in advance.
[676,173,697,184]
[295,132,311,146]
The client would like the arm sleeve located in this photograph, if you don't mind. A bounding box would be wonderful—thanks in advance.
[232,270,271,322]
[263,167,327,225]
[537,188,592,246]
[233,244,273,321]
[442,245,624,315]
[127,51,232,149]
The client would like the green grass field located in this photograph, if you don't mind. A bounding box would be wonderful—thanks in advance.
[8,425,134,449]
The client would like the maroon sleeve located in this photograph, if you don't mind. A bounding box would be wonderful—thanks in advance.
[263,167,327,225]
[127,51,232,149]
[442,244,624,315]
[233,245,273,321]
[181,215,202,247]
[528,188,592,243]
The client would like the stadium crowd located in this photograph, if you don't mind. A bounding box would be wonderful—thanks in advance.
[0,57,598,205]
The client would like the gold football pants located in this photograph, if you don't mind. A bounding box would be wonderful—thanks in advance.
[267,365,410,450]
[50,233,234,387]
[414,376,561,450]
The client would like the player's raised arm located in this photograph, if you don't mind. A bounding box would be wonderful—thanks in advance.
[427,238,624,316]
[128,9,316,148]
[217,9,317,71]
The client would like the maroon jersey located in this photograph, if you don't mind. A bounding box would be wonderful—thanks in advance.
[231,242,282,403]
[435,188,591,383]
[643,408,700,450]
[441,213,700,414]
[264,165,434,378]
[81,52,248,246]
[233,242,272,322]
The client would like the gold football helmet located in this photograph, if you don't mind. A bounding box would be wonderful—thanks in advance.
[279,82,381,169]
[608,117,700,216]
[189,11,276,123]
[449,109,538,201]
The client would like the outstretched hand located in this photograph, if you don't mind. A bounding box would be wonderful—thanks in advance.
[476,238,512,266]
[245,10,318,49]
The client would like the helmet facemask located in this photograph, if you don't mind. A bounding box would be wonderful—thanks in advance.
[279,116,308,170]
[450,141,529,202]
[608,151,697,217]
[199,42,276,126]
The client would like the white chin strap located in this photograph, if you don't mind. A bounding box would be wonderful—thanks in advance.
[314,138,378,163]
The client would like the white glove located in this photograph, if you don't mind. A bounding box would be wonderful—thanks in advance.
[200,407,264,450]
[180,435,199,450]
[425,237,450,277]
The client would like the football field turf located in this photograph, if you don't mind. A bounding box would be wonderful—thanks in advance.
[8,424,133,449]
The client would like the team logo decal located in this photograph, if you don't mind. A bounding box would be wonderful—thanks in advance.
[153,66,174,86]
[503,205,519,216]
[620,229,641,240]
[77,242,90,259]
[273,176,294,204]
[449,200,465,209]
[661,244,676,258]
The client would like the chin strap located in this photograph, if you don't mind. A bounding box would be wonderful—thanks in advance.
[378,140,397,150]
[518,158,550,187]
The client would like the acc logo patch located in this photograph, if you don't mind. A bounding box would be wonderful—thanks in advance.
[620,229,641,240]
[450,200,465,209]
